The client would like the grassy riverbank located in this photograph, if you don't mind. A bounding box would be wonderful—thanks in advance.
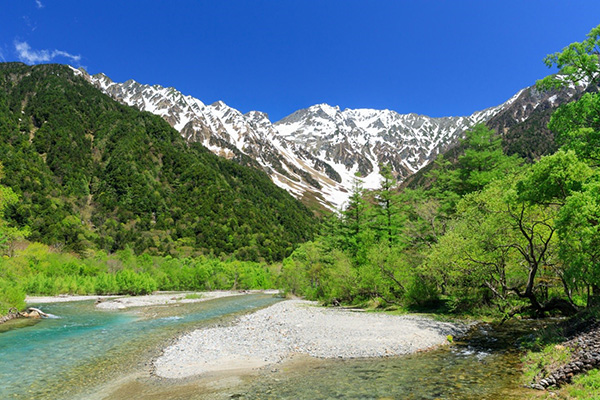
[525,351,600,399]
[0,243,279,315]
[521,308,600,399]
[379,302,600,399]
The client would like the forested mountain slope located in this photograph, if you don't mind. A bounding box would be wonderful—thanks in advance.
[402,82,587,189]
[0,63,315,261]
[79,66,584,211]
[78,69,523,210]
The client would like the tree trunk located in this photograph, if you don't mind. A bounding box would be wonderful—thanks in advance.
[588,284,600,307]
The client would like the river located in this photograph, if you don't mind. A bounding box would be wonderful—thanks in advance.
[0,294,535,399]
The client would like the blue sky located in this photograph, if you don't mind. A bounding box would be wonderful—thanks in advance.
[2,1,600,121]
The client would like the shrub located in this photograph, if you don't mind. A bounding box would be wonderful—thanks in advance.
[0,278,26,314]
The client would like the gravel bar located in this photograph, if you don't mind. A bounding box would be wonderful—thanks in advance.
[154,300,469,379]
[95,290,280,310]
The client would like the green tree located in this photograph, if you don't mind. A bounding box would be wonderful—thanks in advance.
[557,176,600,305]
[457,125,520,194]
[537,24,600,90]
[547,93,600,164]
[538,24,600,165]
[341,177,372,263]
[428,124,521,215]
[0,163,29,256]
[428,174,563,317]
[427,181,516,313]
[534,24,600,307]
[371,164,404,247]
[517,150,593,204]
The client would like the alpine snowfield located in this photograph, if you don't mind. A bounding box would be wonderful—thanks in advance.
[71,66,574,210]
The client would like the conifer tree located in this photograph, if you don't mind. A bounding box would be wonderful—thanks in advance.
[372,164,403,247]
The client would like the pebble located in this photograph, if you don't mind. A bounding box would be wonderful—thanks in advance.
[534,320,600,389]
[154,300,469,379]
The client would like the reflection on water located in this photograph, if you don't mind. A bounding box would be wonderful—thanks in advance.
[0,317,40,334]
[1,297,537,400]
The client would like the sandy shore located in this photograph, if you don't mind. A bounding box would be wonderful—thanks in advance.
[154,300,469,379]
[26,294,117,304]
[95,291,278,310]
[26,290,280,309]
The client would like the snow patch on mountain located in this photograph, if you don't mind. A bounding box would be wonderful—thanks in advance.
[73,66,547,210]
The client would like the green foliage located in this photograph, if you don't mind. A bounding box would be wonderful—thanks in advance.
[0,278,26,315]
[282,163,441,307]
[0,163,29,256]
[516,150,592,204]
[431,125,521,194]
[0,242,280,312]
[548,92,600,164]
[0,63,314,261]
[371,164,404,246]
[567,369,600,400]
[537,24,600,90]
[457,125,520,193]
[423,124,523,226]
[340,178,373,262]
[115,269,157,295]
[557,175,600,303]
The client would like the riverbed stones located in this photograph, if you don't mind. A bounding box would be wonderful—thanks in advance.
[0,308,22,324]
[154,300,469,379]
[534,320,600,389]
[95,290,278,310]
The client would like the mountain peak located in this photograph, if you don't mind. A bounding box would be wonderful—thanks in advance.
[210,100,228,109]
[309,103,340,119]
[84,68,573,211]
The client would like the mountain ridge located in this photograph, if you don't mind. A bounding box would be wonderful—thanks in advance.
[0,62,315,260]
[72,66,580,210]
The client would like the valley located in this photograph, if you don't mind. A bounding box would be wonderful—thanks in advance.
[2,15,600,400]
[75,67,582,210]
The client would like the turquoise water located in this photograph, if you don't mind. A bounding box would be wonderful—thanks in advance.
[0,294,280,400]
[100,320,535,400]
[0,298,536,400]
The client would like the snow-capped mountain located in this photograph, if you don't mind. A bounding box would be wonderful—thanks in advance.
[70,66,575,210]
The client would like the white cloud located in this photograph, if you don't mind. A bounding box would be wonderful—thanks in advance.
[35,0,44,8]
[0,49,5,62]
[14,41,81,65]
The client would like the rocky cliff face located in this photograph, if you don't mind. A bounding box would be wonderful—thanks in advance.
[486,85,585,160]
[71,66,579,210]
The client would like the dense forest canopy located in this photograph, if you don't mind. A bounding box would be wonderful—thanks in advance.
[0,63,315,262]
